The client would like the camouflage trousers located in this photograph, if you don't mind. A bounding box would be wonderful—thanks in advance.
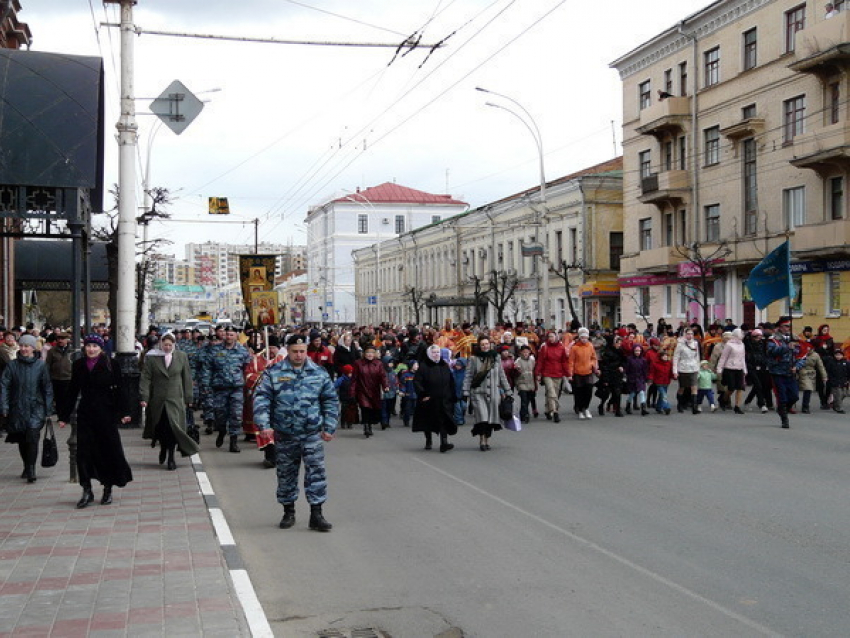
[200,384,215,422]
[275,432,327,505]
[213,387,244,436]
[186,383,200,427]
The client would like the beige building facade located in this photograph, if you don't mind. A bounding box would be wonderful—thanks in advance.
[353,159,623,329]
[612,0,850,334]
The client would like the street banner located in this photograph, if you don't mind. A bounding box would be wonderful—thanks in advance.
[239,255,277,324]
[251,291,278,327]
[747,240,795,309]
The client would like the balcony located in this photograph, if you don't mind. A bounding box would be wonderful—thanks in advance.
[635,246,681,273]
[638,170,691,206]
[793,218,850,257]
[635,97,691,138]
[790,13,850,76]
[789,123,850,174]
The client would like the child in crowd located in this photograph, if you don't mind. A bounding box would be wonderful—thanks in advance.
[380,357,399,430]
[649,349,673,415]
[697,360,717,412]
[334,365,357,429]
[397,361,418,427]
[825,348,849,413]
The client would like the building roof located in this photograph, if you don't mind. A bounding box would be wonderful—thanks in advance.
[332,182,467,207]
[487,156,623,207]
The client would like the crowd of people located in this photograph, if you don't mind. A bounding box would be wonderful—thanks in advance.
[1,315,849,528]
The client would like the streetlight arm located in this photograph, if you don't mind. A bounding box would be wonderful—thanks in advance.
[477,87,544,157]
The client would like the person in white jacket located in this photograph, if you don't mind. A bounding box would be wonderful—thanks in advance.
[717,328,748,414]
[673,328,701,414]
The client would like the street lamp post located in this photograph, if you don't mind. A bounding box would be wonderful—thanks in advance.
[477,87,550,328]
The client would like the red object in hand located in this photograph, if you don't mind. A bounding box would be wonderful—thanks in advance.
[255,429,275,449]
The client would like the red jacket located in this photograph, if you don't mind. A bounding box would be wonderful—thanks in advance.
[649,357,673,385]
[535,342,571,378]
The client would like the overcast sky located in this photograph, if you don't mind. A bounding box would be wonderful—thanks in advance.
[21,0,709,256]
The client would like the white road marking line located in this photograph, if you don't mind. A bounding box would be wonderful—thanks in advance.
[230,569,274,638]
[414,457,781,637]
[209,507,235,546]
[196,471,215,496]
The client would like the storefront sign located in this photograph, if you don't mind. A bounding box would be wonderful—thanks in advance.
[790,259,850,274]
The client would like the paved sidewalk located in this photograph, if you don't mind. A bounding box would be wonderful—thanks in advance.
[0,423,250,637]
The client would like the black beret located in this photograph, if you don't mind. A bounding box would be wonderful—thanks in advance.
[268,335,280,348]
[286,334,307,346]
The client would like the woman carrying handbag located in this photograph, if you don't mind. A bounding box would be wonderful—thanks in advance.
[0,334,53,483]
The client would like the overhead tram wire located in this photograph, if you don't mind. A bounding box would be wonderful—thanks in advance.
[287,0,565,216]
[280,0,408,37]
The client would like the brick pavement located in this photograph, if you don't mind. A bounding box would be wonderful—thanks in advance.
[0,423,250,637]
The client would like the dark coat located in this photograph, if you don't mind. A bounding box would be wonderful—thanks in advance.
[353,357,387,410]
[624,355,649,393]
[599,346,626,389]
[412,358,457,435]
[0,356,53,437]
[60,355,133,488]
[140,350,199,457]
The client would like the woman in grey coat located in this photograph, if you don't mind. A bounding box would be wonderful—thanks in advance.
[1,334,53,483]
[462,335,511,451]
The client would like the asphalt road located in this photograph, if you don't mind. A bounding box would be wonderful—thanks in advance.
[200,400,850,638]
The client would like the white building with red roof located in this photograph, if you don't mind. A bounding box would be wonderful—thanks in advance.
[304,182,467,324]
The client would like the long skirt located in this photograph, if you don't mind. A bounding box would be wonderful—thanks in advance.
[77,417,133,488]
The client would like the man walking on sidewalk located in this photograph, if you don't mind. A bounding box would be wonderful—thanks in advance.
[254,334,339,532]
[202,326,250,453]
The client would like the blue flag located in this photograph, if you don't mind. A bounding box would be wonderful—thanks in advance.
[747,240,795,310]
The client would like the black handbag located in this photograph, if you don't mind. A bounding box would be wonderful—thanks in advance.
[499,394,515,421]
[41,418,58,468]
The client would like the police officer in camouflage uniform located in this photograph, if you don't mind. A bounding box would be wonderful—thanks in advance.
[176,328,201,443]
[767,316,799,430]
[197,332,216,433]
[254,334,339,532]
[201,326,251,452]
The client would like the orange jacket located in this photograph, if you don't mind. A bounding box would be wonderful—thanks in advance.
[568,340,598,376]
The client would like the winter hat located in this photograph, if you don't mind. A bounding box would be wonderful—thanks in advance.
[751,329,763,337]
[577,327,590,338]
[341,364,354,375]
[18,334,37,349]
[83,334,105,348]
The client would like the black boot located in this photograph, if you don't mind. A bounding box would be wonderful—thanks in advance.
[77,484,94,509]
[279,503,296,529]
[101,485,112,505]
[229,435,240,453]
[640,403,649,416]
[25,464,37,483]
[215,429,226,448]
[424,433,432,450]
[625,403,632,415]
[204,420,214,435]
[167,445,177,470]
[159,445,167,465]
[262,444,276,469]
[439,434,454,453]
[309,504,332,532]
[189,425,200,444]
[779,404,790,429]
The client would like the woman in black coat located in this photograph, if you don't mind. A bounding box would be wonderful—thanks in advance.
[58,334,133,508]
[412,345,457,452]
[596,335,626,417]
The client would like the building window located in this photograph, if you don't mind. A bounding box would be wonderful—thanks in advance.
[830,82,840,124]
[743,138,758,235]
[830,176,844,220]
[679,285,690,316]
[705,204,720,242]
[791,273,803,315]
[743,28,757,70]
[358,214,368,234]
[679,209,687,245]
[742,104,757,120]
[555,230,563,265]
[827,272,841,315]
[639,80,651,109]
[783,186,806,228]
[639,150,652,178]
[639,218,653,251]
[678,137,687,170]
[704,47,720,87]
[785,5,806,53]
[431,215,441,224]
[394,215,405,234]
[665,285,673,316]
[784,95,806,142]
[570,228,578,264]
[609,232,623,270]
[704,126,720,165]
[664,69,673,95]
[638,287,650,318]
[665,212,674,247]
[679,61,688,96]
[508,241,514,272]
[664,141,673,171]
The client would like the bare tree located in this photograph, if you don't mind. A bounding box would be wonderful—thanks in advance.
[621,288,655,329]
[673,242,731,329]
[91,185,172,335]
[483,269,519,325]
[549,260,582,326]
[402,286,428,325]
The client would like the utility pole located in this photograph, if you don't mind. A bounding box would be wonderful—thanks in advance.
[104,0,141,424]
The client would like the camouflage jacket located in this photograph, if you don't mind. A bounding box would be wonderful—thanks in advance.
[176,339,201,376]
[201,342,251,389]
[253,357,339,436]
[766,337,795,377]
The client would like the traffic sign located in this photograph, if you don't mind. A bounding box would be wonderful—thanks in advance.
[322,313,329,321]
[149,80,204,135]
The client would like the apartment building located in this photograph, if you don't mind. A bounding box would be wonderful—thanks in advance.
[611,0,850,333]
[353,158,623,328]
[184,242,306,288]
